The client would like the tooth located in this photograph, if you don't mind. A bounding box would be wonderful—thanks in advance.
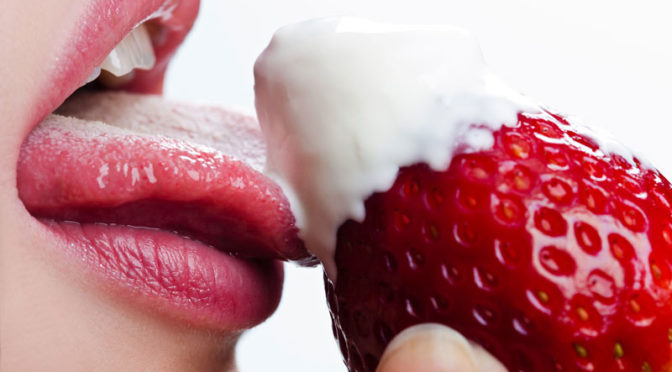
[84,66,102,84]
[100,24,156,77]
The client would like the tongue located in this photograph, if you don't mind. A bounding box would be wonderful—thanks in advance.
[18,92,314,264]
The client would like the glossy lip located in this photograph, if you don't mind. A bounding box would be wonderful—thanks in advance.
[16,0,311,330]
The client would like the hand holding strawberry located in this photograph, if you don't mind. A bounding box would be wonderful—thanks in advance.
[377,324,506,372]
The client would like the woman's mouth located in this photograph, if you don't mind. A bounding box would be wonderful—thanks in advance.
[32,0,200,126]
[14,0,314,330]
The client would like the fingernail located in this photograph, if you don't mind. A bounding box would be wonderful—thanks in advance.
[376,323,477,372]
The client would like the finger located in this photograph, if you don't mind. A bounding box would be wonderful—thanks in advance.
[375,323,507,372]
[471,343,507,372]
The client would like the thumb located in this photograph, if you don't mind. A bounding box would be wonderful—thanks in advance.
[375,323,507,372]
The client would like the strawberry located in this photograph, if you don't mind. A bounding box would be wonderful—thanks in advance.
[325,110,672,372]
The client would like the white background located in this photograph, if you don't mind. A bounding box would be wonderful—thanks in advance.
[164,1,672,371]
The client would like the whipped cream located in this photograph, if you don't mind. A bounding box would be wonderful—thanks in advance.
[254,17,537,281]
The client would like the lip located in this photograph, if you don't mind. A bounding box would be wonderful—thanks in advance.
[13,0,312,330]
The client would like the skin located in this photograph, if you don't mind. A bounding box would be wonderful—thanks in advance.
[0,1,503,371]
[377,324,505,372]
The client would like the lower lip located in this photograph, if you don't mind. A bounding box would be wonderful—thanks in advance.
[38,218,284,329]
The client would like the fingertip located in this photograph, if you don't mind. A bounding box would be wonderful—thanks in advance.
[375,324,478,372]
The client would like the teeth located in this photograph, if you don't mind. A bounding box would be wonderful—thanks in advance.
[85,66,102,84]
[100,24,156,77]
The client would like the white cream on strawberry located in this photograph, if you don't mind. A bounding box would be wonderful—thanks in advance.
[254,17,540,281]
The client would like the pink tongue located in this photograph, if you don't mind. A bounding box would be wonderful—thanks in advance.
[18,92,312,264]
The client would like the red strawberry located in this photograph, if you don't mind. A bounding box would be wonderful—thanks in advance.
[325,110,672,372]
